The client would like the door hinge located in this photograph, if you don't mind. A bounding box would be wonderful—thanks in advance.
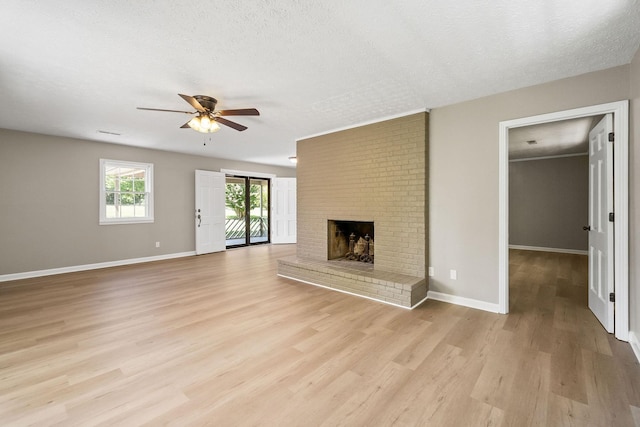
[609,212,614,222]
[609,292,615,303]
[608,132,614,142]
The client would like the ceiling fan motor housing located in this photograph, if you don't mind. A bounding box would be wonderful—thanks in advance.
[194,95,217,111]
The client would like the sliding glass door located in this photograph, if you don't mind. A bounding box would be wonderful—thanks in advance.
[225,176,270,247]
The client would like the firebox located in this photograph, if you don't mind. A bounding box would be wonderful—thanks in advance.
[327,220,374,263]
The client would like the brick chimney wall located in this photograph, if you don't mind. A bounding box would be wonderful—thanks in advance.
[296,112,428,278]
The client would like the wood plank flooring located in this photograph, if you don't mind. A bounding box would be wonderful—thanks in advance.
[1,246,639,426]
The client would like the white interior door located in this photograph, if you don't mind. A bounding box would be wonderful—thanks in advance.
[587,114,614,332]
[271,178,297,244]
[195,170,226,255]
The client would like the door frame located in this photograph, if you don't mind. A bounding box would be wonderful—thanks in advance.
[498,100,629,341]
[228,175,271,247]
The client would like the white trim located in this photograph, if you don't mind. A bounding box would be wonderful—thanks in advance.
[99,159,154,225]
[629,331,640,364]
[298,108,428,141]
[499,100,629,341]
[99,219,155,225]
[499,118,509,314]
[509,152,588,162]
[0,252,196,283]
[613,102,630,342]
[509,245,588,255]
[427,290,501,314]
[278,274,429,310]
[220,169,276,179]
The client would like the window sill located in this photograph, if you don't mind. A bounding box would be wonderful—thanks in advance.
[99,218,155,225]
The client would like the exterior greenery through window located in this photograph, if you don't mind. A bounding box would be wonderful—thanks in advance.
[225,182,264,218]
[100,159,154,224]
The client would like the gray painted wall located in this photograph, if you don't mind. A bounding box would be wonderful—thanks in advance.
[0,130,295,275]
[429,64,630,304]
[509,155,588,251]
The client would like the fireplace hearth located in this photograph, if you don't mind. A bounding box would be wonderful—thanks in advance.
[328,220,374,264]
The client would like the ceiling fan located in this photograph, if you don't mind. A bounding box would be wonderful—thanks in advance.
[137,94,259,133]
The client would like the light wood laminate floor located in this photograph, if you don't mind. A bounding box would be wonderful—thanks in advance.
[1,245,639,426]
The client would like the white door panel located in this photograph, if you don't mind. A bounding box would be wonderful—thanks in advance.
[195,170,226,255]
[587,114,613,332]
[271,178,297,244]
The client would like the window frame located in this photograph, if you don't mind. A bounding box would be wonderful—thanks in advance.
[99,159,154,225]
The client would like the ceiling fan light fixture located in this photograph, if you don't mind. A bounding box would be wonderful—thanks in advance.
[200,114,211,129]
[208,120,220,132]
[188,116,201,131]
[188,114,220,133]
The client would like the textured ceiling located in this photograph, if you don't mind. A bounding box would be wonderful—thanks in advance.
[1,1,639,167]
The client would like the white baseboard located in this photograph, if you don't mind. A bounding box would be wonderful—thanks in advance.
[630,331,640,364]
[427,290,501,314]
[0,251,196,283]
[509,245,588,256]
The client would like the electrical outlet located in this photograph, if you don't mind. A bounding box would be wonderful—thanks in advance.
[155,241,160,248]
[428,267,434,277]
[450,269,457,280]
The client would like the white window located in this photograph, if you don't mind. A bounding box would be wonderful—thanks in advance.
[100,159,154,225]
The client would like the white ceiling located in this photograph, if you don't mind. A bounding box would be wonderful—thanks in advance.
[1,1,639,167]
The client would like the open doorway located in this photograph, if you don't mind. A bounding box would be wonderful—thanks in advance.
[507,117,593,334]
[498,101,629,341]
[508,117,596,255]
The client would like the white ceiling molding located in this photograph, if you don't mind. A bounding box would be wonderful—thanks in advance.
[509,152,588,162]
[298,108,428,142]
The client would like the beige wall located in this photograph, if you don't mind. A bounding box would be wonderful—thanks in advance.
[630,47,640,339]
[429,64,630,303]
[509,155,588,251]
[0,130,295,275]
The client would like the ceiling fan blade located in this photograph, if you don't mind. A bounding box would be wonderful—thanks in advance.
[180,121,191,128]
[179,94,206,112]
[214,117,248,131]
[137,107,194,114]
[217,108,260,116]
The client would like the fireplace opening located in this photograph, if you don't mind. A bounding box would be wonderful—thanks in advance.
[327,220,374,263]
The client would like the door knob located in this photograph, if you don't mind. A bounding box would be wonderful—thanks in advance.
[197,214,201,227]
[583,225,591,231]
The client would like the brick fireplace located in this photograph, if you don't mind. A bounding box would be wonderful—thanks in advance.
[277,112,429,308]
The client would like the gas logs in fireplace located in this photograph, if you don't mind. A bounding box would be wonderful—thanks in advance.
[327,220,374,264]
